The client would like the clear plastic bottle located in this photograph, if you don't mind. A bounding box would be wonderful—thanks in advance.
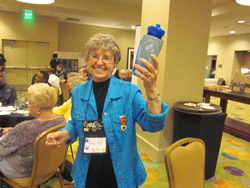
[132,23,165,76]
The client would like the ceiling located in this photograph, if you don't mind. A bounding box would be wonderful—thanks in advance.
[0,0,250,37]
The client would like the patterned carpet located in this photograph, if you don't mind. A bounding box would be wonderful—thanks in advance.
[210,97,250,124]
[139,98,250,188]
[139,132,250,188]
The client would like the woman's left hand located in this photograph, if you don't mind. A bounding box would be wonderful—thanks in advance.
[134,54,159,99]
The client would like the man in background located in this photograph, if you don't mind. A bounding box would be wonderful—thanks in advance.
[0,71,17,106]
[79,66,90,80]
[35,70,50,84]
[0,54,6,71]
[50,53,59,71]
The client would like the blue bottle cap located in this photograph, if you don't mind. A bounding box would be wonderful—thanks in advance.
[147,23,165,39]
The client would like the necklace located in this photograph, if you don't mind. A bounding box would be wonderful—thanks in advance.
[38,114,58,120]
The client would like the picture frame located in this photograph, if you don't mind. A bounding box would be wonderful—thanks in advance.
[127,48,134,70]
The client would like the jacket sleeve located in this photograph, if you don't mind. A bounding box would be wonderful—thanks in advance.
[132,89,168,132]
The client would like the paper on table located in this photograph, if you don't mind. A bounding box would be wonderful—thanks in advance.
[0,106,16,111]
[13,110,29,114]
[0,111,11,115]
[201,105,215,110]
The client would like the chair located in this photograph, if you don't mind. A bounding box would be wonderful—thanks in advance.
[0,124,68,188]
[61,83,70,103]
[165,137,206,188]
[217,77,224,86]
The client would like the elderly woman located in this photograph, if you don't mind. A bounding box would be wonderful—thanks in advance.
[46,33,168,188]
[0,83,65,178]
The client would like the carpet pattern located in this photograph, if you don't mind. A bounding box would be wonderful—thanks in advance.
[139,132,250,188]
[210,97,250,124]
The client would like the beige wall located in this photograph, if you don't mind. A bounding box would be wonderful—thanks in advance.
[137,0,212,162]
[58,22,135,69]
[0,11,58,54]
[208,33,250,85]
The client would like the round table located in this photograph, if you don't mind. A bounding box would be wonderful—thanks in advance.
[174,101,227,179]
[0,112,34,127]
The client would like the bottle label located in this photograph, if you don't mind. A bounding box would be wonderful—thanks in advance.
[132,35,163,76]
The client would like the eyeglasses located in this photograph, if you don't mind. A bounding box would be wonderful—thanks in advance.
[89,55,113,64]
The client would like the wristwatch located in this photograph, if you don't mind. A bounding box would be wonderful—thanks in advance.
[148,91,160,100]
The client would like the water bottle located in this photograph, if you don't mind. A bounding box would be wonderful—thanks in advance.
[132,23,165,76]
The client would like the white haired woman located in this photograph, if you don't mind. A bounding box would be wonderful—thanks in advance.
[46,33,168,188]
[0,83,65,178]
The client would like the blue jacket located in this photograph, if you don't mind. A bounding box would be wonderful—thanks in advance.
[62,76,168,188]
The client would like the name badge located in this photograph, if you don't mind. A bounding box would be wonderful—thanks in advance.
[83,137,106,154]
[82,120,107,155]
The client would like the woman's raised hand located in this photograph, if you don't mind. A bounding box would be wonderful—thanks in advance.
[134,54,159,99]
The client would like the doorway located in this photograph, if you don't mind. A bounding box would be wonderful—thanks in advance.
[206,55,217,78]
[3,39,50,90]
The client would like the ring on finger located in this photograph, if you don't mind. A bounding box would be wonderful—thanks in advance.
[147,72,151,77]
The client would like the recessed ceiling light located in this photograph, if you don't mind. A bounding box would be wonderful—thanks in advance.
[131,25,136,30]
[238,20,246,23]
[17,0,55,4]
[229,30,236,34]
[236,0,250,6]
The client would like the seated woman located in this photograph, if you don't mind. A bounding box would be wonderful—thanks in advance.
[53,75,87,163]
[0,71,17,106]
[0,83,65,178]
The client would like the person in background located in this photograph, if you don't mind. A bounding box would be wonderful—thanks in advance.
[55,64,67,85]
[47,68,62,104]
[0,54,6,71]
[63,72,81,99]
[118,69,126,80]
[126,69,132,82]
[0,71,17,106]
[0,83,65,178]
[79,66,90,80]
[50,53,59,71]
[46,33,168,188]
[112,67,120,79]
[34,70,50,84]
[0,54,7,84]
[53,75,87,163]
[31,66,51,84]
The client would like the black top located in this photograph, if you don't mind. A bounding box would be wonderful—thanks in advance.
[86,77,118,188]
[0,54,6,66]
[0,54,6,71]
[55,71,67,80]
[93,78,110,120]
[0,84,17,106]
[50,59,58,71]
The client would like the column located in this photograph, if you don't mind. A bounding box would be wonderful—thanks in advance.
[136,0,213,162]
